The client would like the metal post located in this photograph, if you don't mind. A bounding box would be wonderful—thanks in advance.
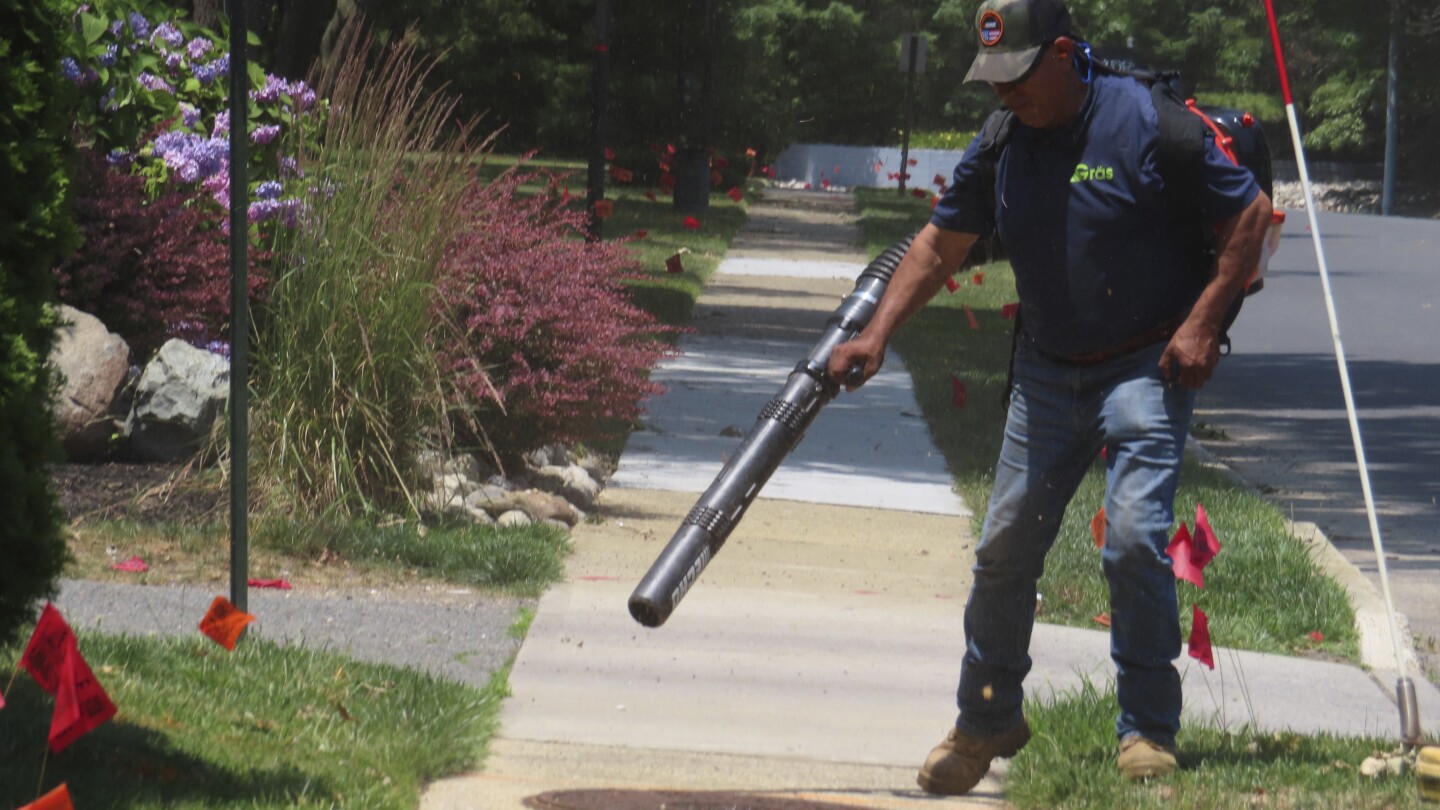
[1382,3,1399,216]
[226,0,249,615]
[898,34,918,195]
[587,0,611,241]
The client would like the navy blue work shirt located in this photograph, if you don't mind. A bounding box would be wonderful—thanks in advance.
[931,73,1261,357]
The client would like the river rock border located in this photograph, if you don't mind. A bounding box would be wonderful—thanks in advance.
[416,444,614,533]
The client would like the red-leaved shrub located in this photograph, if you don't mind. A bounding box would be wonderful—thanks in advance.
[435,169,679,460]
[53,149,268,357]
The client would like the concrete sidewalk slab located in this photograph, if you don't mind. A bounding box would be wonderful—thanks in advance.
[610,334,967,516]
[718,257,869,279]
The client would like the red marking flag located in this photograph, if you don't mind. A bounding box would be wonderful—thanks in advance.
[659,173,676,192]
[683,216,702,231]
[1167,523,1204,588]
[21,603,76,694]
[944,275,960,293]
[715,156,730,169]
[1001,302,1020,320]
[633,230,648,239]
[972,271,985,286]
[644,189,657,202]
[950,374,968,408]
[934,173,947,187]
[911,188,926,198]
[603,147,615,161]
[727,187,743,203]
[1192,503,1221,568]
[608,166,634,183]
[593,200,614,220]
[1090,506,1106,549]
[48,635,117,753]
[745,147,757,158]
[111,555,149,573]
[1092,612,1112,627]
[665,253,685,275]
[710,170,723,187]
[200,595,256,651]
[1309,631,1325,642]
[248,578,292,590]
[963,305,979,331]
[907,158,918,166]
[19,784,72,810]
[1188,604,1214,669]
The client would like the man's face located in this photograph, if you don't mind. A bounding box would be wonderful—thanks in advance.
[991,38,1077,128]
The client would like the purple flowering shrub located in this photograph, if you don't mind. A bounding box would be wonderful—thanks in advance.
[435,169,680,460]
[53,149,269,356]
[53,0,314,354]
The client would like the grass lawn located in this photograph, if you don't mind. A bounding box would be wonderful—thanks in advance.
[0,609,532,809]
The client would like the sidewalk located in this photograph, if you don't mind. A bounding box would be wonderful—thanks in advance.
[420,188,1439,810]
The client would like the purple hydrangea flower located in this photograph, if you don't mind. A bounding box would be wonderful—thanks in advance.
[297,88,318,111]
[137,71,173,94]
[186,37,213,61]
[60,57,82,83]
[193,61,219,86]
[255,180,283,200]
[179,102,201,128]
[99,87,118,111]
[212,110,230,136]
[204,340,231,358]
[213,54,230,77]
[251,124,281,145]
[106,148,133,167]
[279,155,302,178]
[98,43,118,67]
[251,74,287,104]
[151,21,184,49]
[109,19,124,36]
[128,12,150,40]
[152,131,229,183]
[164,52,183,71]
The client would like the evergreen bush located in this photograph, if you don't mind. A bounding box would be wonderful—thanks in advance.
[0,0,78,645]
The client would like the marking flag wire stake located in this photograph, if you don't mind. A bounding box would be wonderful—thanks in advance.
[1261,0,1418,742]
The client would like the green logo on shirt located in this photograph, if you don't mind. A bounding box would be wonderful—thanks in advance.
[1070,163,1115,183]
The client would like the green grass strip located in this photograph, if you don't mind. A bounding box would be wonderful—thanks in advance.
[853,188,1356,661]
[1010,681,1421,809]
[0,630,511,809]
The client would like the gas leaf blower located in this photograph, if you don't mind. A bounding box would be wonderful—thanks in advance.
[628,235,914,628]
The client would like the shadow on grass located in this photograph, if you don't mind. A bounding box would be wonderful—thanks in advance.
[0,680,328,809]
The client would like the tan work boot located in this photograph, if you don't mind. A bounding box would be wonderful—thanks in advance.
[1117,735,1177,779]
[917,719,1031,795]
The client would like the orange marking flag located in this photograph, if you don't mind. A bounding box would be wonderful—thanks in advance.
[200,595,256,651]
[20,603,77,695]
[20,784,73,810]
[1001,302,1020,320]
[972,271,985,286]
[48,635,117,753]
[593,199,614,220]
[963,305,979,331]
[1188,604,1215,669]
[1090,506,1106,548]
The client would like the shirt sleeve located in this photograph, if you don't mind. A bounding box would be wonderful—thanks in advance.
[928,132,995,237]
[1199,129,1261,223]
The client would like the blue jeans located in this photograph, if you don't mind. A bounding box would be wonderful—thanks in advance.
[954,338,1194,748]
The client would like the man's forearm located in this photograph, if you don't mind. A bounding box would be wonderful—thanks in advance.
[1188,192,1273,332]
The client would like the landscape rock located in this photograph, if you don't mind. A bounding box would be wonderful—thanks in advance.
[497,510,532,527]
[50,306,130,461]
[125,339,229,462]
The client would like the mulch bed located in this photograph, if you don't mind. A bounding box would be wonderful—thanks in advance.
[49,462,227,525]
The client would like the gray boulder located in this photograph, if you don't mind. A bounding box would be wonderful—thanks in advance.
[125,339,229,462]
[50,306,131,460]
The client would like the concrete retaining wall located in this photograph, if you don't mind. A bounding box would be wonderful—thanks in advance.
[772,143,966,191]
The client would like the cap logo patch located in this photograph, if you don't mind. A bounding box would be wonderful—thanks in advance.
[979,11,1005,47]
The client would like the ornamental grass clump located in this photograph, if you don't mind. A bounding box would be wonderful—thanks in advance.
[253,26,476,517]
[435,168,680,465]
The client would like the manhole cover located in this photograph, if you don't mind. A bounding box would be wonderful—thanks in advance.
[523,789,877,810]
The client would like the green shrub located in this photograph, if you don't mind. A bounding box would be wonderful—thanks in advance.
[0,0,78,645]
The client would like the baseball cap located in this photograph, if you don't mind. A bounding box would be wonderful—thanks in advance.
[964,0,1078,84]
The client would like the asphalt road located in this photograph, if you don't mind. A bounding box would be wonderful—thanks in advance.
[1195,210,1440,678]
